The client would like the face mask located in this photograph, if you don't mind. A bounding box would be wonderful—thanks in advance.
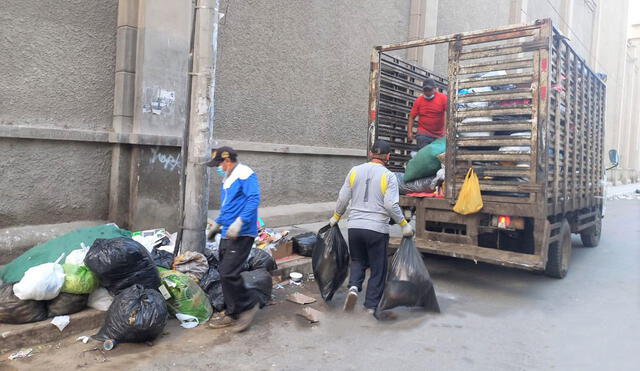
[216,166,226,177]
[425,94,435,100]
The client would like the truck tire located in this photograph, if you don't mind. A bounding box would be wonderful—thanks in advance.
[545,220,572,279]
[579,216,601,247]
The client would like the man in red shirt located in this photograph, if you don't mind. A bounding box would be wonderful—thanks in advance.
[407,78,447,149]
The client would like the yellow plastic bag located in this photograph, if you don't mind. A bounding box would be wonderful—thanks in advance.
[453,168,483,215]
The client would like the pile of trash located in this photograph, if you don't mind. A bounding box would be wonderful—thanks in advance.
[0,222,280,348]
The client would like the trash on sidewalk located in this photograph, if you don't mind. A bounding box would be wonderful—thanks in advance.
[76,335,91,344]
[0,224,131,284]
[65,243,89,265]
[0,283,48,324]
[312,224,350,301]
[61,264,99,294]
[287,292,316,305]
[8,348,33,360]
[151,247,174,270]
[175,313,200,329]
[94,284,168,344]
[47,292,88,316]
[296,307,321,323]
[375,237,440,319]
[87,287,113,311]
[13,255,65,301]
[173,251,209,282]
[51,315,70,332]
[255,228,290,257]
[292,232,317,257]
[241,268,273,306]
[85,237,161,295]
[131,228,170,253]
[289,272,303,282]
[159,270,213,324]
[199,266,225,312]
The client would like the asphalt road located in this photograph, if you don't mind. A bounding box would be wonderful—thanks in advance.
[4,198,639,371]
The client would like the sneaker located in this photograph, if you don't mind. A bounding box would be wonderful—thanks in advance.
[344,286,358,312]
[232,303,260,333]
[208,314,236,329]
[364,307,375,315]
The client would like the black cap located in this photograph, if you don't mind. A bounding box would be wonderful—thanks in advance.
[206,146,237,167]
[371,140,391,155]
[423,78,436,89]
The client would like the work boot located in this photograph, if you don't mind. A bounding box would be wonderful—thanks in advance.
[208,313,236,329]
[232,303,260,333]
[344,286,358,312]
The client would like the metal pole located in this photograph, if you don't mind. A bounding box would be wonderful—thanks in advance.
[180,0,220,253]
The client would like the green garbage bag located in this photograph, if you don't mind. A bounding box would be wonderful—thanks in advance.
[404,137,446,182]
[0,225,131,283]
[159,270,213,324]
[61,264,99,294]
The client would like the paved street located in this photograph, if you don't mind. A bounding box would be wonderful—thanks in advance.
[2,198,639,371]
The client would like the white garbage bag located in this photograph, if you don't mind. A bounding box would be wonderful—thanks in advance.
[13,256,65,301]
[65,243,90,265]
[87,287,114,311]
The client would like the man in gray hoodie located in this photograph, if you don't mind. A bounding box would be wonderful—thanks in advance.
[329,140,414,314]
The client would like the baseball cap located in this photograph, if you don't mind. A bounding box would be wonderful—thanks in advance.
[206,146,237,167]
[371,140,391,155]
[423,78,436,89]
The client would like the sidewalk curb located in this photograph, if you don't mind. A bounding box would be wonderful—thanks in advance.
[0,309,106,354]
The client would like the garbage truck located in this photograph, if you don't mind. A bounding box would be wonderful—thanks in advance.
[368,19,618,278]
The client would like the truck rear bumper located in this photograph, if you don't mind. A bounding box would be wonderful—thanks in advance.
[390,237,545,271]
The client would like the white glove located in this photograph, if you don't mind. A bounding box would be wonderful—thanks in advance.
[207,222,220,240]
[329,213,341,227]
[401,222,414,237]
[226,217,243,239]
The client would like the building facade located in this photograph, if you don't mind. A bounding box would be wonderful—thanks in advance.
[0,0,637,232]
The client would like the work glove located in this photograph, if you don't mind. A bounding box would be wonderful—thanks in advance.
[226,217,243,239]
[401,222,414,237]
[207,222,220,240]
[329,213,341,227]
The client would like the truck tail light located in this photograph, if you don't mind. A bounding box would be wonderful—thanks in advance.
[491,215,525,230]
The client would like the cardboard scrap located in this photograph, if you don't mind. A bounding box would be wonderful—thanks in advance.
[297,307,321,323]
[286,292,316,305]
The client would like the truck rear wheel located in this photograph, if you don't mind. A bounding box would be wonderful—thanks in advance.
[545,220,572,279]
[579,216,602,247]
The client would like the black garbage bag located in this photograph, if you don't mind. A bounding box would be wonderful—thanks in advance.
[395,173,436,195]
[241,268,272,307]
[94,284,168,343]
[151,247,174,270]
[375,237,440,318]
[0,283,48,324]
[246,248,277,272]
[312,224,350,301]
[85,238,161,296]
[292,232,317,257]
[47,293,88,316]
[199,266,225,312]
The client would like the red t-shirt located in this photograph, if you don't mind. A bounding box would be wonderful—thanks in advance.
[410,92,447,137]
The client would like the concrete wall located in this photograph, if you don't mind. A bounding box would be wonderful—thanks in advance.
[0,0,118,228]
[210,0,412,208]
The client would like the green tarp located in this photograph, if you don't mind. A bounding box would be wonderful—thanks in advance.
[0,224,131,283]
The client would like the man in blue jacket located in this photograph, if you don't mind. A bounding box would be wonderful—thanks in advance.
[206,146,261,332]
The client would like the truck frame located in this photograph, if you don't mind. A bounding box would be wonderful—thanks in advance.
[368,19,606,278]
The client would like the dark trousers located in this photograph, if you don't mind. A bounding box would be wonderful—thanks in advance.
[348,228,389,309]
[219,236,258,317]
[416,134,437,150]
